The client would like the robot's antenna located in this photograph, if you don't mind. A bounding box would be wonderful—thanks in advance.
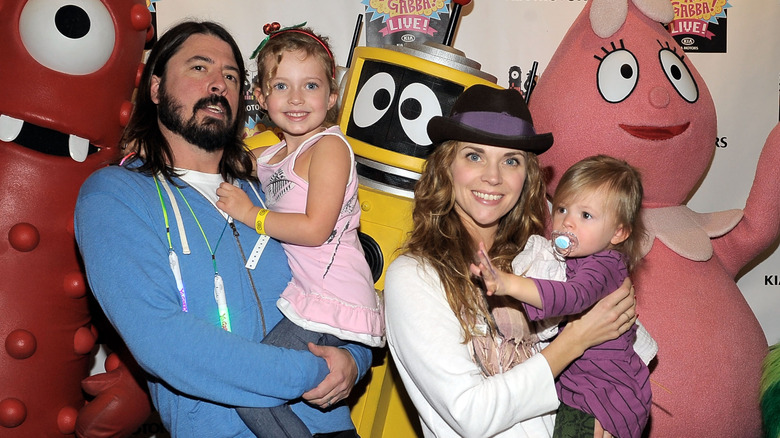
[524,61,539,104]
[443,0,472,46]
[346,14,363,69]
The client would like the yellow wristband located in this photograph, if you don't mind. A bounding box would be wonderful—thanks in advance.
[254,209,270,235]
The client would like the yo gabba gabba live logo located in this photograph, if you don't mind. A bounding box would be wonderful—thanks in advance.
[362,0,451,46]
[670,0,731,52]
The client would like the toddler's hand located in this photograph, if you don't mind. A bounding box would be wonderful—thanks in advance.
[216,182,253,224]
[469,242,506,296]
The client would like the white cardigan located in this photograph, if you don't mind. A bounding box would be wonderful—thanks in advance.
[384,255,558,438]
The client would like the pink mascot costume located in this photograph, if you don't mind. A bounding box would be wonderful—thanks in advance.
[0,1,153,436]
[529,0,780,436]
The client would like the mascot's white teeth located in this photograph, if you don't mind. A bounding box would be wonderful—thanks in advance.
[0,113,96,161]
[0,114,24,142]
[69,135,89,162]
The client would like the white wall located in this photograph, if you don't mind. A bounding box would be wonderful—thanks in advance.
[155,0,780,343]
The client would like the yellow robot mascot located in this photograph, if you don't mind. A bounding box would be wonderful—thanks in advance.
[338,7,507,438]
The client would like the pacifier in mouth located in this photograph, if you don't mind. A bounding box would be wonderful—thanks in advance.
[551,230,578,257]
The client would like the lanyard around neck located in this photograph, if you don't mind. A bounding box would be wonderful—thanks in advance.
[154,175,232,331]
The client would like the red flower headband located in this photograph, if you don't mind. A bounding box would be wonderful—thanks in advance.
[250,22,335,78]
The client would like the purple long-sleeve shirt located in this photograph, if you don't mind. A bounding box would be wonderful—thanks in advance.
[524,250,651,438]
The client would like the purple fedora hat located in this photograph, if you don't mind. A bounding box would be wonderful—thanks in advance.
[427,84,553,154]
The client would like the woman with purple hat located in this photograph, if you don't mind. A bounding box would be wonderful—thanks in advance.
[384,84,637,437]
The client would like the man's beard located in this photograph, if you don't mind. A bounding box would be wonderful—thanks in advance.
[157,85,236,153]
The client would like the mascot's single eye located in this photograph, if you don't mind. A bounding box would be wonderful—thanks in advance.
[352,72,396,129]
[19,0,116,75]
[597,48,639,103]
[398,83,442,146]
[659,48,698,103]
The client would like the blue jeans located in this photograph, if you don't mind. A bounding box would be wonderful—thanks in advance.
[237,317,347,438]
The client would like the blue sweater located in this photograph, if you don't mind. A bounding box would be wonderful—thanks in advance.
[75,164,370,437]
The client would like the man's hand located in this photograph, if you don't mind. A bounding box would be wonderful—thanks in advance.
[302,343,358,409]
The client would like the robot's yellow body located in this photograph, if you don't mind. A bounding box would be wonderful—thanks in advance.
[340,44,499,437]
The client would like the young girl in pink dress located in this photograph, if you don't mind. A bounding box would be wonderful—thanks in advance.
[217,23,383,438]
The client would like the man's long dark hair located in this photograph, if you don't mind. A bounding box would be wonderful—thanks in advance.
[120,21,254,182]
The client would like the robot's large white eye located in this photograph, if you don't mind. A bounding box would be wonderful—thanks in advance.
[510,69,521,81]
[19,0,116,75]
[597,49,639,103]
[659,48,698,103]
[352,72,396,128]
[398,83,441,146]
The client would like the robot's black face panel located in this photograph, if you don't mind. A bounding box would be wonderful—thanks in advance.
[346,60,464,159]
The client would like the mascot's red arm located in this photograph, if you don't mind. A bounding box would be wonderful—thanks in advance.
[76,351,152,438]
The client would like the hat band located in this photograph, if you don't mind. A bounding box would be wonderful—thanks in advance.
[450,111,537,137]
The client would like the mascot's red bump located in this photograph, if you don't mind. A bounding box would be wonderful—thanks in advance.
[529,0,780,436]
[0,1,152,436]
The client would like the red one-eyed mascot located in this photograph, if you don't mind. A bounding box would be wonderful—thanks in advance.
[529,0,779,436]
[0,1,153,437]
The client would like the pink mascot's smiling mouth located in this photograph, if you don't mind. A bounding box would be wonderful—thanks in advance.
[619,122,690,140]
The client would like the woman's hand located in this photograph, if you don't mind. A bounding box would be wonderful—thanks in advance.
[594,419,612,438]
[540,277,636,376]
[567,277,637,350]
[302,343,358,409]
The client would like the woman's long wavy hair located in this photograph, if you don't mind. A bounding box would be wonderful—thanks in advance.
[402,140,549,342]
[119,21,254,182]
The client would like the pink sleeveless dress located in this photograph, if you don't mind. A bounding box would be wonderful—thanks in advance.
[256,126,384,347]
